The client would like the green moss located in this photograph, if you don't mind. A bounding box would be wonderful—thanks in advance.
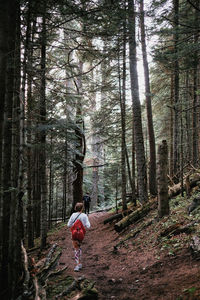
[46,274,74,299]
[47,222,67,236]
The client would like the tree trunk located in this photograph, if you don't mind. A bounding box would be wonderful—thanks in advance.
[40,1,48,249]
[169,74,174,177]
[118,31,127,211]
[49,132,54,227]
[185,72,191,163]
[27,33,34,248]
[157,140,169,218]
[0,0,8,276]
[128,0,148,204]
[139,0,157,196]
[1,0,23,298]
[192,1,199,167]
[0,0,8,217]
[33,146,41,238]
[27,9,36,248]
[173,0,180,177]
[72,61,85,210]
[90,69,99,209]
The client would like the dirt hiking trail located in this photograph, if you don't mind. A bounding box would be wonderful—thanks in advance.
[47,211,200,299]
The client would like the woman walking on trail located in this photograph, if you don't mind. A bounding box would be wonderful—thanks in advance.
[67,202,91,272]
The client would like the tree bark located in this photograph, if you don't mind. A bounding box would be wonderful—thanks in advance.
[72,61,85,210]
[40,1,48,249]
[139,0,157,196]
[192,1,199,167]
[114,202,152,232]
[128,0,148,204]
[173,0,180,177]
[157,140,169,218]
[118,29,127,211]
[1,0,23,298]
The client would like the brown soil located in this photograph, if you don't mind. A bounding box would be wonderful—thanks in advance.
[47,211,200,300]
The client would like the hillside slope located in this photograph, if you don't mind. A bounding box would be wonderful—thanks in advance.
[38,192,200,300]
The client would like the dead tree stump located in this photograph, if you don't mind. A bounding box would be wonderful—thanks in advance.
[157,140,169,218]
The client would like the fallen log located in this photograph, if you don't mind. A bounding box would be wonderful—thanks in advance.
[114,220,153,250]
[103,213,123,225]
[44,243,58,266]
[37,249,62,284]
[160,221,196,238]
[114,202,154,232]
[55,276,85,299]
[168,173,200,198]
[103,207,135,225]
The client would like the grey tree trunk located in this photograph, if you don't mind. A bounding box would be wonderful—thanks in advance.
[169,75,174,178]
[173,0,180,177]
[157,140,169,218]
[27,17,35,248]
[128,0,148,204]
[40,2,48,249]
[192,1,199,167]
[90,69,99,209]
[118,33,127,211]
[185,72,191,163]
[72,61,85,210]
[139,0,157,196]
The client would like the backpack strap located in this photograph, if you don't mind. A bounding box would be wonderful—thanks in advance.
[72,213,81,225]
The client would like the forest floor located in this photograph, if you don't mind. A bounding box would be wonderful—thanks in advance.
[34,194,200,300]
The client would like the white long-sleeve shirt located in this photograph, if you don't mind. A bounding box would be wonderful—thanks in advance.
[67,212,91,229]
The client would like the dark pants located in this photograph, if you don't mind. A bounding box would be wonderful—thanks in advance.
[84,203,90,214]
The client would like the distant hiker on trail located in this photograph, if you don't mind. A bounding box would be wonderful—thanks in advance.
[83,192,91,214]
[67,202,90,272]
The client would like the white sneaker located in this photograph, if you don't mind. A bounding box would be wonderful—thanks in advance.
[74,265,79,272]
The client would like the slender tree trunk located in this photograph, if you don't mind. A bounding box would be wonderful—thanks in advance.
[90,69,99,209]
[118,34,127,211]
[185,72,191,163]
[140,0,157,196]
[27,9,37,248]
[49,131,54,228]
[192,1,199,166]
[40,1,47,249]
[72,61,85,210]
[173,0,180,177]
[62,156,67,221]
[157,140,169,218]
[27,29,34,248]
[132,117,136,202]
[169,75,174,177]
[33,146,41,238]
[128,0,148,204]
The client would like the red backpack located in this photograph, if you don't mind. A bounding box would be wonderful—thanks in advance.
[71,215,86,242]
